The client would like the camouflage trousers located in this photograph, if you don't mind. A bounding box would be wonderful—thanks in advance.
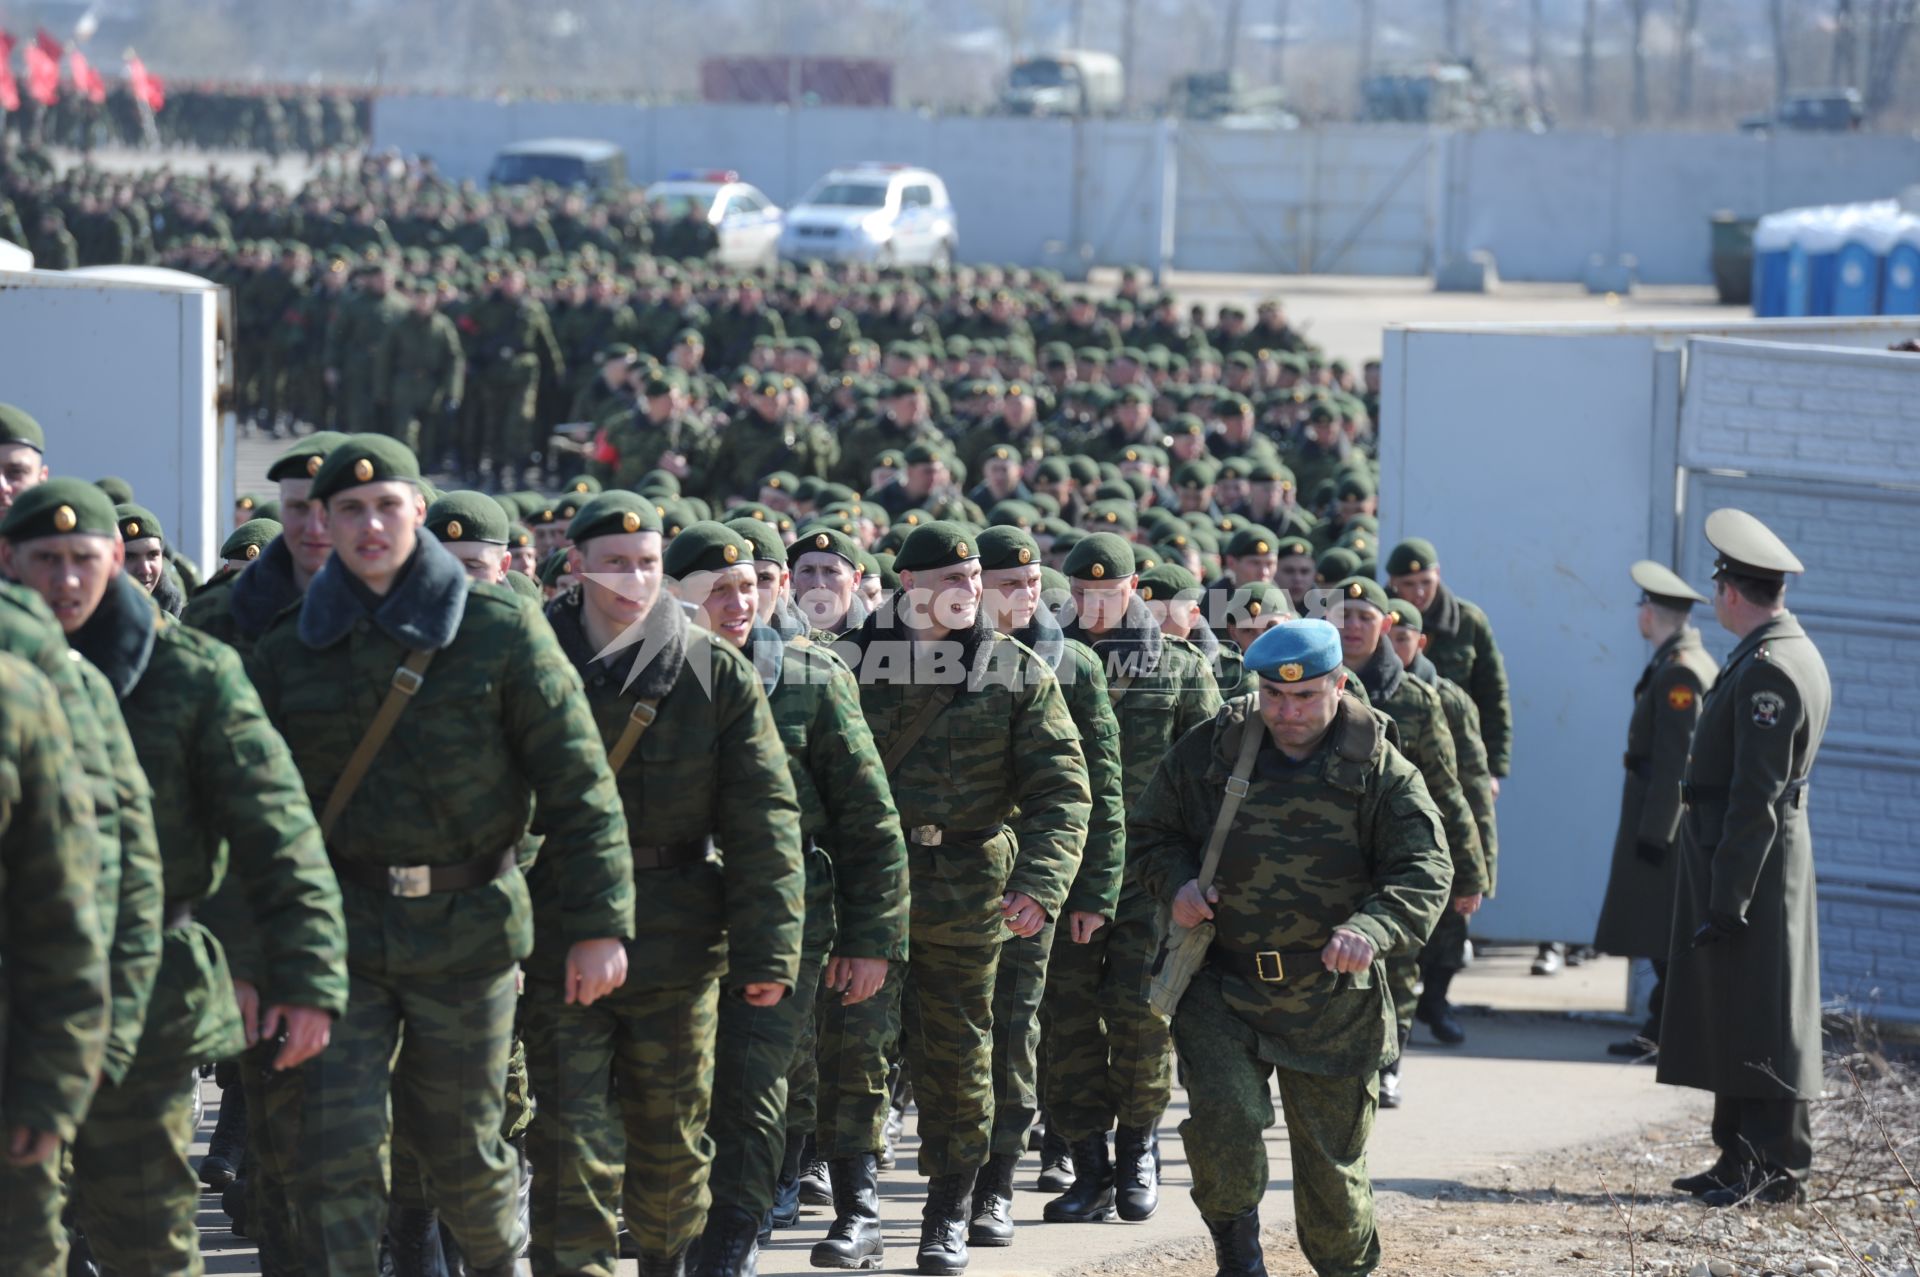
[1387,909,1471,1049]
[784,969,823,1138]
[291,964,522,1277]
[238,1040,307,1275]
[817,936,998,1176]
[1039,897,1172,1141]
[69,1052,204,1275]
[0,1126,72,1273]
[522,969,720,1272]
[393,1035,533,1211]
[989,917,1055,1158]
[466,359,541,471]
[709,851,835,1215]
[1173,969,1380,1277]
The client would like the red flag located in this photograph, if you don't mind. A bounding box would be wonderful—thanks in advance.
[24,29,58,106]
[69,47,105,104]
[125,52,163,111]
[0,33,20,113]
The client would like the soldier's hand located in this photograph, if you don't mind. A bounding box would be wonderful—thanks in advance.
[233,978,261,1046]
[1452,892,1484,917]
[1171,880,1218,929]
[659,451,690,477]
[1690,910,1747,949]
[6,1127,58,1167]
[740,981,788,1008]
[826,956,888,1005]
[323,368,338,387]
[1002,892,1046,938]
[1069,911,1106,944]
[565,937,630,1006]
[261,1005,332,1070]
[1322,928,1375,974]
[1490,778,1502,800]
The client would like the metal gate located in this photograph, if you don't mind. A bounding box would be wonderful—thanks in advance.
[1675,335,1920,1025]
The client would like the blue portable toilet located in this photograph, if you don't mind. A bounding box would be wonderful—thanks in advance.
[1803,211,1847,316]
[1783,239,1812,317]
[1833,241,1881,315]
[1753,213,1794,317]
[1882,217,1920,314]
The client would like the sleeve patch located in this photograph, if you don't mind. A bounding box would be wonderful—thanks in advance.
[1750,690,1785,729]
[1666,685,1695,711]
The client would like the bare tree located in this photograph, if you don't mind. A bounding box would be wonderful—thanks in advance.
[1628,0,1651,120]
[1864,0,1920,117]
[1675,0,1704,117]
[1770,0,1794,103]
[1834,0,1861,85]
[1580,0,1599,118]
[1222,0,1245,74]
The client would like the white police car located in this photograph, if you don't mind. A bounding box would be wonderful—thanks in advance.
[778,164,957,268]
[643,170,784,271]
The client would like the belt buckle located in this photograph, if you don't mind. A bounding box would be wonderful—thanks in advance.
[912,825,943,847]
[1255,951,1286,983]
[388,865,433,898]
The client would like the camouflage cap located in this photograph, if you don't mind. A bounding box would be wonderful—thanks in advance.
[309,434,421,504]
[2,477,118,542]
[1063,532,1136,582]
[788,526,862,570]
[221,517,283,563]
[892,521,978,573]
[266,430,350,482]
[1245,618,1341,683]
[569,492,663,544]
[115,503,164,544]
[427,490,509,545]
[0,403,46,451]
[1385,537,1438,577]
[664,520,753,577]
[975,525,1041,572]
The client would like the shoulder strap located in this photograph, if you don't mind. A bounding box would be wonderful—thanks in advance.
[321,648,435,841]
[1196,716,1265,893]
[883,683,958,776]
[606,697,663,773]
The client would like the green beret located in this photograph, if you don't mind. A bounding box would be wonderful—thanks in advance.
[1226,525,1281,558]
[1228,581,1292,624]
[254,499,282,522]
[976,526,1041,572]
[726,517,787,564]
[503,570,544,603]
[115,503,164,543]
[760,470,799,495]
[892,521,978,573]
[1137,563,1200,602]
[1083,500,1138,533]
[1033,457,1071,484]
[2,477,118,542]
[1051,527,1087,556]
[1386,599,1423,631]
[507,522,534,550]
[902,442,943,467]
[1337,472,1375,500]
[1386,537,1439,576]
[654,499,694,538]
[788,526,862,570]
[553,493,589,522]
[266,431,349,482]
[234,493,263,515]
[664,521,754,577]
[1338,528,1376,561]
[1063,532,1136,582]
[538,547,573,589]
[1315,547,1362,584]
[570,492,663,544]
[1276,535,1314,560]
[0,403,46,451]
[95,477,135,505]
[564,475,605,497]
[1335,576,1391,613]
[309,435,421,504]
[986,500,1038,531]
[508,491,550,519]
[221,518,282,563]
[1174,459,1219,489]
[638,469,682,497]
[872,449,907,472]
[427,490,509,545]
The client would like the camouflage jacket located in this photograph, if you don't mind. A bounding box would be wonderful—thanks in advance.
[1014,614,1126,920]
[1131,694,1451,1075]
[178,534,304,659]
[544,594,803,990]
[1347,639,1484,897]
[747,624,910,961]
[73,576,347,1064]
[0,584,162,1084]
[833,605,1091,947]
[0,652,109,1142]
[1416,583,1513,777]
[251,539,633,981]
[378,310,466,411]
[1410,652,1500,896]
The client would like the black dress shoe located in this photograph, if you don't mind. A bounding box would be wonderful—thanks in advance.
[1671,1159,1740,1195]
[1701,1173,1805,1208]
[1415,997,1466,1046]
[1605,1036,1657,1059]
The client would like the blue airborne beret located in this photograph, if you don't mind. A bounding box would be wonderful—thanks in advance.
[1245,618,1342,684]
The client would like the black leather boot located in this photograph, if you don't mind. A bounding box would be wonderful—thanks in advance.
[385,1206,452,1277]
[1672,1156,1742,1195]
[917,1171,975,1275]
[809,1153,885,1270]
[770,1130,808,1229]
[1113,1127,1159,1222]
[199,1084,248,1188]
[1206,1209,1269,1277]
[694,1204,763,1277]
[798,1134,833,1207]
[968,1152,1017,1247]
[64,1231,98,1277]
[1035,1126,1074,1193]
[1414,967,1466,1045]
[637,1248,690,1277]
[1042,1134,1114,1223]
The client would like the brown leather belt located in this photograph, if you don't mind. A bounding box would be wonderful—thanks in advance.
[633,838,713,871]
[162,900,195,931]
[329,848,517,898]
[1211,945,1327,984]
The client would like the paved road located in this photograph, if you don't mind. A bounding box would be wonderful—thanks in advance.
[193,948,1704,1274]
